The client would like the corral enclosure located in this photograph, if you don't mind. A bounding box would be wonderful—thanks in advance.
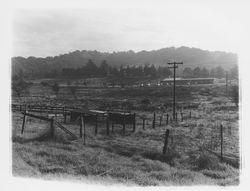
[11,77,239,186]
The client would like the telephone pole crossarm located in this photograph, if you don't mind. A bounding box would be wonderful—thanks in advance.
[168,62,183,65]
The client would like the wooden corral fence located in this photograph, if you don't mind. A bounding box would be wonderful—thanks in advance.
[21,111,77,140]
[107,112,136,134]
[15,104,239,166]
[12,104,81,123]
[69,109,105,136]
[12,104,78,114]
[12,104,193,129]
[69,109,136,135]
[138,111,193,130]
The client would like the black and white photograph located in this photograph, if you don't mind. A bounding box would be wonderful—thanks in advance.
[3,0,250,189]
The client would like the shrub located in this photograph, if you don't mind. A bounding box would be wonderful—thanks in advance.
[51,83,60,95]
[12,78,31,98]
[189,151,221,170]
[230,85,239,107]
[141,150,180,166]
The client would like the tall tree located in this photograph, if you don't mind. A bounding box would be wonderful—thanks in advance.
[193,67,201,78]
[215,66,225,78]
[230,65,238,79]
[149,65,157,78]
[119,65,125,77]
[125,65,131,77]
[99,60,109,76]
[200,67,210,78]
[210,68,216,78]
[162,67,172,77]
[12,78,31,99]
[183,67,193,78]
[85,59,98,77]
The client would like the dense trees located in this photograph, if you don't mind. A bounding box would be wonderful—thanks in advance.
[193,67,201,78]
[183,67,193,78]
[200,68,210,78]
[61,59,172,79]
[181,65,238,79]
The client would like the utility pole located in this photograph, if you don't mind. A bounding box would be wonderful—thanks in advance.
[168,62,183,119]
[225,71,228,97]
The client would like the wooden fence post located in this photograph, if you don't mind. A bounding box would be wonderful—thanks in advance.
[228,126,231,136]
[21,111,27,134]
[95,114,98,135]
[181,112,183,122]
[166,113,169,125]
[159,115,162,126]
[123,114,126,134]
[79,115,83,138]
[175,112,178,122]
[220,124,223,161]
[55,106,58,121]
[111,121,114,133]
[63,107,66,123]
[152,112,156,129]
[83,115,86,145]
[163,129,170,155]
[142,118,145,130]
[106,116,110,135]
[132,113,136,132]
[50,117,54,138]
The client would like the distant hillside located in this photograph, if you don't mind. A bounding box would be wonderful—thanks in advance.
[12,46,237,78]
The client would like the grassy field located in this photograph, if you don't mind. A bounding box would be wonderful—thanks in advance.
[11,82,240,186]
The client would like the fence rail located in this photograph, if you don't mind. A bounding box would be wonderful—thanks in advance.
[12,104,78,114]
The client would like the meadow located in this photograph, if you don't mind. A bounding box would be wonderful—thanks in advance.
[11,80,239,186]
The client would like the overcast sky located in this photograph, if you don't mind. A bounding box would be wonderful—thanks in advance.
[12,0,247,57]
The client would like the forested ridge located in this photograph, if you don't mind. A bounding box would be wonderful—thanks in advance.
[12,46,237,79]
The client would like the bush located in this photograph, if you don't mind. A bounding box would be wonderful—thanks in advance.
[51,83,60,95]
[189,151,221,170]
[12,78,31,97]
[230,85,239,107]
[141,150,180,166]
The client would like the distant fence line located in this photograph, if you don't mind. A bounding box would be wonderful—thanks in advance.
[12,104,194,130]
[14,103,238,167]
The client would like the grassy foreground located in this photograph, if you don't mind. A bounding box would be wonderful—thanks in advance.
[12,109,239,186]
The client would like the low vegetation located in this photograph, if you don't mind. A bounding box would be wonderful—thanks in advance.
[12,83,239,185]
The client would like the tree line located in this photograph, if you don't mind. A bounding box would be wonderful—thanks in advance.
[62,59,172,79]
[182,65,238,79]
[12,47,237,79]
[13,58,238,80]
[61,59,238,79]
